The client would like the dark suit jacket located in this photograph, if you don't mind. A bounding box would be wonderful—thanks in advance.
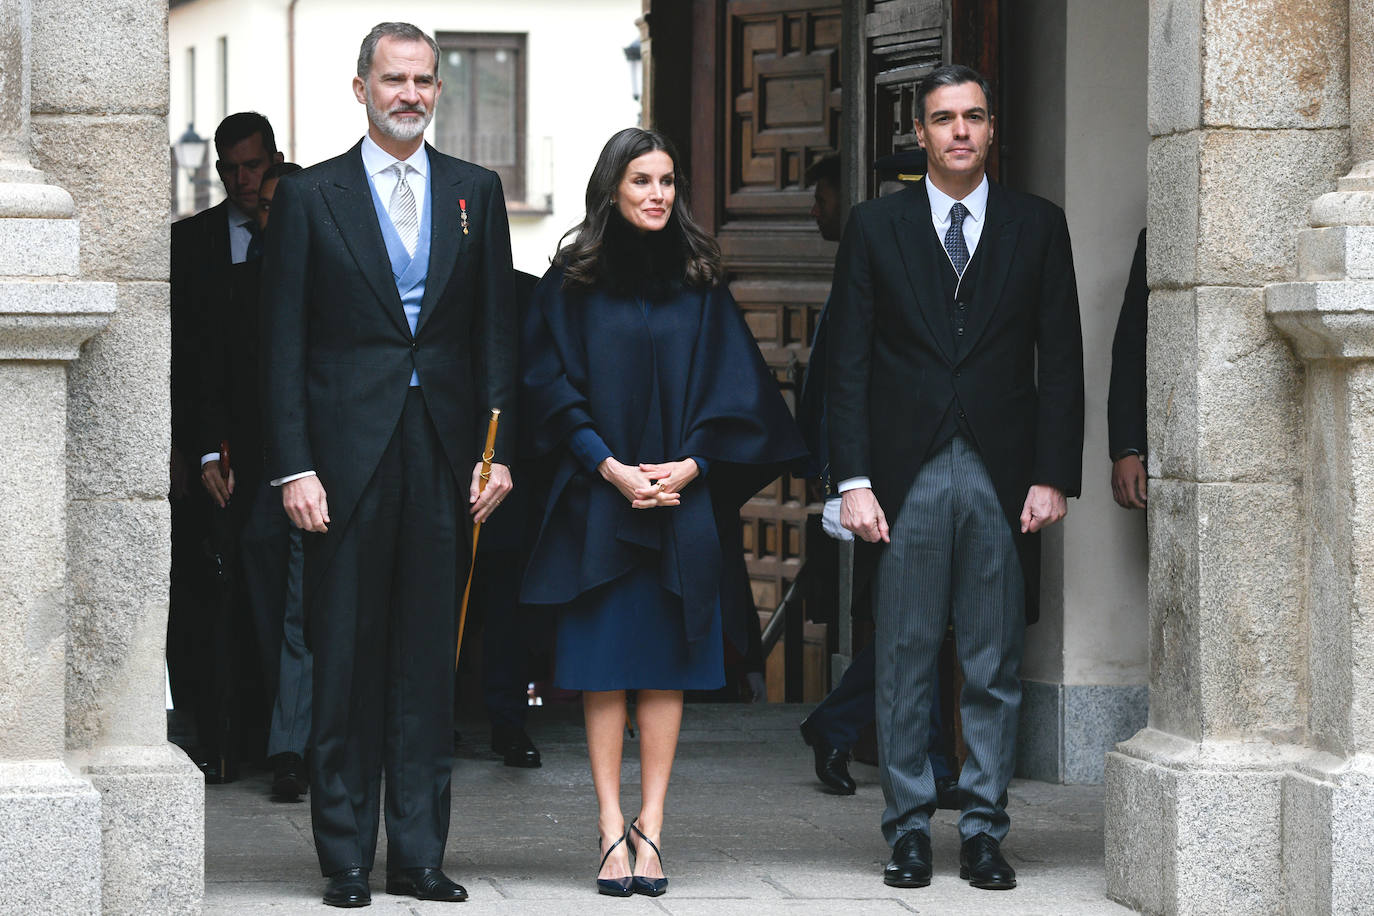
[478,269,542,554]
[196,258,267,494]
[826,177,1084,623]
[1108,228,1148,460]
[171,201,234,463]
[260,140,517,581]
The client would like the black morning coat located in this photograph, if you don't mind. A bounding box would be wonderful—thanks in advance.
[518,262,807,650]
[171,201,235,467]
[1107,228,1148,460]
[826,177,1085,623]
[259,140,517,591]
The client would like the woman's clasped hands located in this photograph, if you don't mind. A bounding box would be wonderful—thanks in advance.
[598,457,700,509]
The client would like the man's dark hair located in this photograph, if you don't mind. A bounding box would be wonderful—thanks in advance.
[263,162,302,184]
[214,111,277,158]
[805,153,841,188]
[357,22,440,80]
[914,64,992,123]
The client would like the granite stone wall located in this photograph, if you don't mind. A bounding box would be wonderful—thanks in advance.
[0,1,203,912]
[1107,1,1368,913]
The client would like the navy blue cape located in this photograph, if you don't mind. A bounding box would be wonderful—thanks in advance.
[518,266,807,648]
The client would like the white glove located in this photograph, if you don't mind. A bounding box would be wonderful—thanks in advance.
[821,496,854,541]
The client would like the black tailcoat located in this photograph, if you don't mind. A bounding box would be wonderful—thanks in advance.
[172,201,233,462]
[1108,228,1148,460]
[260,140,516,587]
[259,139,516,874]
[826,178,1084,623]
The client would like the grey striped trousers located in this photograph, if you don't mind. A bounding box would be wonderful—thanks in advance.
[873,435,1024,846]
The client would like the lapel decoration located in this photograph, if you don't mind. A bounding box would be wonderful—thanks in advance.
[414,149,465,332]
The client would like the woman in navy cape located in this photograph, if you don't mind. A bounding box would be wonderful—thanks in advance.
[520,128,806,897]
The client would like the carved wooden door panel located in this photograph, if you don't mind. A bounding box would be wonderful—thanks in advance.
[717,0,844,617]
[843,0,998,201]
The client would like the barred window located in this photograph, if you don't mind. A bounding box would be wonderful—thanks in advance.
[435,33,527,202]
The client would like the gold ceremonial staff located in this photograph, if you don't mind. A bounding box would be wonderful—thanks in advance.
[456,407,501,669]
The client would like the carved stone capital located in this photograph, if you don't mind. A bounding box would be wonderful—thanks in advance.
[0,280,115,361]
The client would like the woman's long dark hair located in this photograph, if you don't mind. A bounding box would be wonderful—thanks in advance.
[554,127,722,290]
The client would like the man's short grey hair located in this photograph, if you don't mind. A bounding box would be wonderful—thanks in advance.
[914,64,992,123]
[357,22,440,80]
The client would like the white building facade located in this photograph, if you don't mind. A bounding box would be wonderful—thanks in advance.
[169,0,642,276]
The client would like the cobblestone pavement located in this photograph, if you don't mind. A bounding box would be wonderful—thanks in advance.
[205,702,1130,914]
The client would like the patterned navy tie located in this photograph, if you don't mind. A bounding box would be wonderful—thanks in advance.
[244,221,263,261]
[944,201,970,277]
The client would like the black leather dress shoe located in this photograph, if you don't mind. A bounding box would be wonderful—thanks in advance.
[270,752,308,800]
[491,726,541,768]
[960,832,1017,889]
[799,718,856,795]
[385,867,468,902]
[883,829,933,888]
[323,867,370,908]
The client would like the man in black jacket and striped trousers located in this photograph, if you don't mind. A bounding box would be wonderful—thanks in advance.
[826,65,1083,891]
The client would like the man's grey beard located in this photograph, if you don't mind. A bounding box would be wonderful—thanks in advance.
[365,88,433,142]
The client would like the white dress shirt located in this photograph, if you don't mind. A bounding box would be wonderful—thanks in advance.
[836,174,991,496]
[269,136,431,488]
[227,202,257,265]
[360,133,430,226]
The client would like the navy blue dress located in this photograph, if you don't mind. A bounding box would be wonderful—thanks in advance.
[519,263,807,692]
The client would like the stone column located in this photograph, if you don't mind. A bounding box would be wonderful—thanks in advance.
[1264,4,1374,913]
[32,0,202,912]
[0,1,111,912]
[1105,0,1348,913]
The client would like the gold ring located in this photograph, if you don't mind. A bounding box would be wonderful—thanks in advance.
[658,482,668,492]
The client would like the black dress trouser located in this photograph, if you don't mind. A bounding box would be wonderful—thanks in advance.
[308,388,460,875]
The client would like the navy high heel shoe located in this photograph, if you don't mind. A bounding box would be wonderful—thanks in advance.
[628,818,668,897]
[596,830,633,897]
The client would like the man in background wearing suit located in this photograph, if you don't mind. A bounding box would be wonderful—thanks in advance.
[261,21,516,907]
[827,64,1083,891]
[198,160,314,802]
[169,111,283,780]
[798,152,960,806]
[1108,228,1148,510]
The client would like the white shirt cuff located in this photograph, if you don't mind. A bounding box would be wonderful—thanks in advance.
[836,476,872,493]
[271,470,316,487]
[200,453,220,468]
[821,497,854,541]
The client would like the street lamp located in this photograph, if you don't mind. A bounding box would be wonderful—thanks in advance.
[174,123,208,178]
[623,39,642,102]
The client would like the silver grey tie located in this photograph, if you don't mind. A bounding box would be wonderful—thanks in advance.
[388,163,419,257]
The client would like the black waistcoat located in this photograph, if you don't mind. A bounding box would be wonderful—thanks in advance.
[927,222,985,454]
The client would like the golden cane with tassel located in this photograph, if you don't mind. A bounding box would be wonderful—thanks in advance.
[457,408,501,668]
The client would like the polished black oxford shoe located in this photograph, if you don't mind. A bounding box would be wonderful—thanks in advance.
[883,829,933,887]
[799,718,857,795]
[270,751,308,800]
[323,867,370,908]
[960,832,1017,889]
[491,725,542,768]
[385,867,468,902]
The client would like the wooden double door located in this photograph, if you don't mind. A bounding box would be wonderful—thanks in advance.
[643,0,998,678]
